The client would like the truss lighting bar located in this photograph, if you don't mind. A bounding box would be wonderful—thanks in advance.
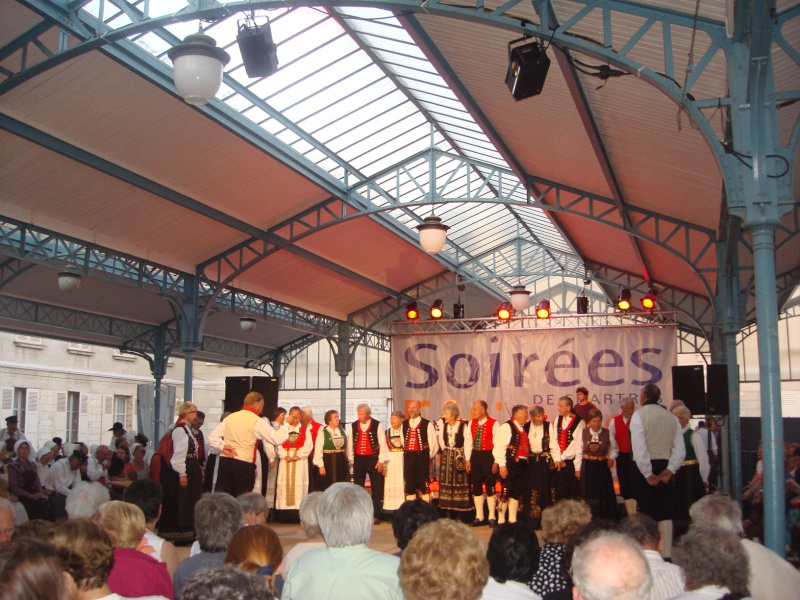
[387,312,678,335]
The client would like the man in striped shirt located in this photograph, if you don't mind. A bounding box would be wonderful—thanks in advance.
[621,513,685,600]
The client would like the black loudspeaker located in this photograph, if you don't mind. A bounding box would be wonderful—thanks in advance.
[576,296,589,314]
[705,364,730,416]
[224,376,251,414]
[251,376,280,420]
[237,22,279,78]
[505,41,551,100]
[672,365,706,415]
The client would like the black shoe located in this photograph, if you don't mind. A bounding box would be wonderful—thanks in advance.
[469,519,486,527]
[488,519,498,528]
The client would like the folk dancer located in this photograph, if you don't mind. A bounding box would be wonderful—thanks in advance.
[526,406,554,529]
[312,410,350,491]
[630,383,685,559]
[436,403,473,517]
[609,396,637,516]
[468,400,500,527]
[276,407,313,512]
[550,396,584,501]
[383,411,406,512]
[493,405,530,524]
[580,408,617,520]
[402,400,438,503]
[671,405,709,535]
[350,403,387,522]
[301,408,324,494]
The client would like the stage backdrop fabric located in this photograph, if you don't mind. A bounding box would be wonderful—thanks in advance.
[391,327,677,422]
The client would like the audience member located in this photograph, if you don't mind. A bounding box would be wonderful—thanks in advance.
[528,499,591,596]
[0,537,73,600]
[671,527,750,599]
[172,492,244,598]
[571,531,652,600]
[180,565,272,600]
[124,479,180,577]
[7,440,50,520]
[11,518,52,540]
[35,442,57,491]
[98,500,173,599]
[0,479,28,527]
[225,524,283,596]
[46,518,167,600]
[399,518,489,600]
[620,513,684,600]
[238,491,268,526]
[283,482,402,600]
[66,481,110,519]
[482,522,540,599]
[689,494,800,600]
[391,497,441,553]
[0,498,16,542]
[281,491,325,572]
[88,445,112,483]
[49,449,87,518]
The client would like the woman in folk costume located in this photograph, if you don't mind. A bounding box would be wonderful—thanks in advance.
[312,410,350,491]
[383,411,406,512]
[158,401,204,545]
[437,403,473,517]
[275,407,313,512]
[579,408,618,520]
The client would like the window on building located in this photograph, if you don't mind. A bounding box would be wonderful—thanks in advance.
[113,395,128,428]
[12,388,26,432]
[66,392,80,443]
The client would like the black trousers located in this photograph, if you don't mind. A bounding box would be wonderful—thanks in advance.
[353,454,384,517]
[500,458,528,501]
[469,450,498,497]
[616,452,635,499]
[403,450,430,495]
[553,459,581,500]
[633,458,674,521]
[215,456,256,498]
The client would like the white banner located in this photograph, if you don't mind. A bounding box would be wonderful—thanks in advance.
[391,327,677,422]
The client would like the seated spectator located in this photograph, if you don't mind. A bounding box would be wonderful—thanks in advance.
[0,479,27,527]
[529,499,591,596]
[46,518,168,600]
[66,481,110,520]
[391,498,440,555]
[35,442,57,491]
[399,519,489,600]
[11,519,52,541]
[482,522,540,599]
[124,479,180,578]
[280,491,325,573]
[49,449,88,519]
[225,524,283,596]
[180,565,272,600]
[98,500,173,599]
[0,537,73,600]
[173,492,244,599]
[621,513,684,600]
[238,491,268,526]
[125,444,150,480]
[7,440,50,521]
[571,531,652,600]
[0,497,16,542]
[87,445,111,484]
[283,482,402,600]
[671,527,750,599]
[689,494,800,600]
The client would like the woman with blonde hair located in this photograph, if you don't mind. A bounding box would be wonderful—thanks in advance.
[224,524,283,596]
[98,500,174,599]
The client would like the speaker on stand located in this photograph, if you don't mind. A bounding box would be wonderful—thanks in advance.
[671,365,706,415]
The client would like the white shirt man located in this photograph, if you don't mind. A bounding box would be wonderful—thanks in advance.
[87,445,111,483]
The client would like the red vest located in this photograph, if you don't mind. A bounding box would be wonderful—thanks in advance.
[612,414,632,453]
[309,421,322,445]
[353,419,380,455]
[470,417,496,450]
[282,426,307,450]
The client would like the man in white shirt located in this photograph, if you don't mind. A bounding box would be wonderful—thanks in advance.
[630,383,685,558]
[493,405,531,524]
[467,400,500,527]
[621,513,685,600]
[350,403,388,523]
[49,449,87,518]
[571,531,653,600]
[527,405,554,529]
[87,445,111,483]
[0,415,26,448]
[550,396,584,501]
[609,396,637,516]
[402,401,438,503]
[209,391,298,498]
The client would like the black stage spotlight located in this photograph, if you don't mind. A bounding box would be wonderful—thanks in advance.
[406,302,419,320]
[505,39,550,101]
[237,17,279,78]
[497,302,513,321]
[576,296,589,314]
[430,299,444,319]
[536,299,551,319]
[641,290,657,311]
[617,288,632,311]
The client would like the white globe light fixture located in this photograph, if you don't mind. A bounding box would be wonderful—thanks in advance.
[58,272,81,292]
[239,317,257,332]
[167,33,231,106]
[509,285,531,312]
[416,215,450,254]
